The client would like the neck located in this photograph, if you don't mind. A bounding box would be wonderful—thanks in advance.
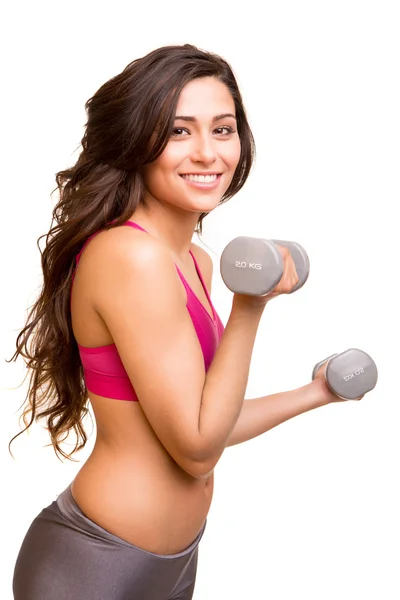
[129,192,201,260]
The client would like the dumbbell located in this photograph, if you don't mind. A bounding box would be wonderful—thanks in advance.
[312,348,378,400]
[220,236,310,296]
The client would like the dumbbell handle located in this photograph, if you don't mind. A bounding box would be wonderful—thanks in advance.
[272,240,310,293]
[312,348,378,400]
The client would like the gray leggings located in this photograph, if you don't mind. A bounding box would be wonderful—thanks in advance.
[13,484,206,600]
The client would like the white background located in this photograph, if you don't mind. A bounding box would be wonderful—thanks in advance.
[1,1,399,598]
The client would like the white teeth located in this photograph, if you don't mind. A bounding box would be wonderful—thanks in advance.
[182,174,218,183]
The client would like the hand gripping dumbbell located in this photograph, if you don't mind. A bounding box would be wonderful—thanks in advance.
[312,348,378,400]
[220,236,310,296]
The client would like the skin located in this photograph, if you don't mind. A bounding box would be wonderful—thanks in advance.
[134,76,242,263]
[70,76,355,556]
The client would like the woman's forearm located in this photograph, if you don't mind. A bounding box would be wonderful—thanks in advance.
[195,296,265,465]
[227,379,331,447]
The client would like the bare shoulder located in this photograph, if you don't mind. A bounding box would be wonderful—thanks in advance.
[190,242,214,290]
[79,227,213,279]
[83,224,166,265]
[73,223,183,314]
[76,224,169,284]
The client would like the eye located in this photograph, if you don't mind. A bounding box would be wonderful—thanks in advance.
[215,126,236,136]
[171,128,189,137]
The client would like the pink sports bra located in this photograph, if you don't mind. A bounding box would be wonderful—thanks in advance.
[72,221,224,401]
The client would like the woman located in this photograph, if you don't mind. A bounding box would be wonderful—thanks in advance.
[10,44,339,600]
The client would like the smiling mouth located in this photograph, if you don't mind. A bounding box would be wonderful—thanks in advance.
[180,174,221,183]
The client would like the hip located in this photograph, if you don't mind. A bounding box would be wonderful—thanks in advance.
[13,485,205,600]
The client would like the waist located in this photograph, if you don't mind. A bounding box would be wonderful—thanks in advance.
[70,448,213,554]
[57,483,207,558]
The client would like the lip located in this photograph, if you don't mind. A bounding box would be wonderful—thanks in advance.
[179,172,221,176]
[179,173,222,190]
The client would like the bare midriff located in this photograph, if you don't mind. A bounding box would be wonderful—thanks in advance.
[71,392,213,556]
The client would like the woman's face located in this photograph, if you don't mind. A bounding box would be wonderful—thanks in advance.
[142,76,241,215]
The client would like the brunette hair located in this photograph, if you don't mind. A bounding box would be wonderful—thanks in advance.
[8,43,256,460]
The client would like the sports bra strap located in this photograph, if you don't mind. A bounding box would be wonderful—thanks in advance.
[123,220,148,233]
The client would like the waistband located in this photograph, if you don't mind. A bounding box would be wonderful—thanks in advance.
[56,483,207,560]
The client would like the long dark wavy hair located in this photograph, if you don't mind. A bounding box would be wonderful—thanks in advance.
[8,43,256,461]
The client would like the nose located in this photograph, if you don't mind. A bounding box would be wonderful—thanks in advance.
[190,134,217,165]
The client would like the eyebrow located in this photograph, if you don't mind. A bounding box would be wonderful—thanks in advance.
[174,113,237,123]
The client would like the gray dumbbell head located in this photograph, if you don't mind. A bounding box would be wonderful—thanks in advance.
[220,236,284,296]
[272,240,310,292]
[313,348,378,400]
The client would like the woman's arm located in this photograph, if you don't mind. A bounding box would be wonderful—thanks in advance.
[193,243,330,450]
[227,378,334,447]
